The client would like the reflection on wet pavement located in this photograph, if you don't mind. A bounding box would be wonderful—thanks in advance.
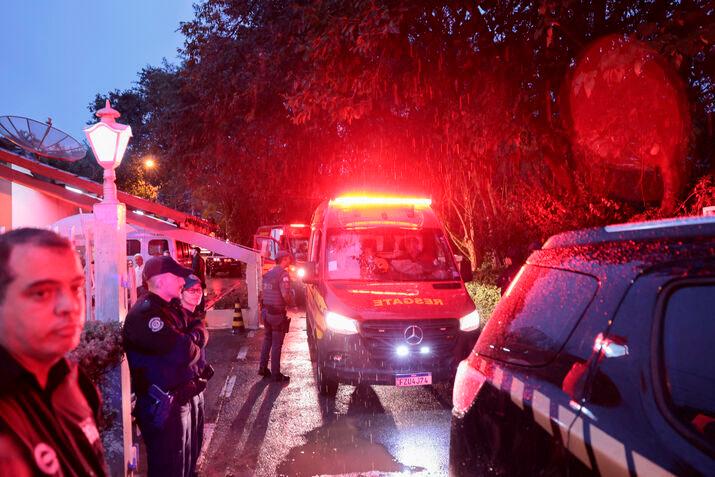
[277,386,425,476]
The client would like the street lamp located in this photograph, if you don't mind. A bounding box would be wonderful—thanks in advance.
[83,100,133,475]
[84,100,132,203]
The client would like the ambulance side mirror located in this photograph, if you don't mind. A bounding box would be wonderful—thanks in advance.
[302,261,319,284]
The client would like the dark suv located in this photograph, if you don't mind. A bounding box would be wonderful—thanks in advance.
[450,216,715,476]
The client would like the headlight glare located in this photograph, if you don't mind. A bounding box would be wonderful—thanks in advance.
[326,311,359,335]
[459,309,480,332]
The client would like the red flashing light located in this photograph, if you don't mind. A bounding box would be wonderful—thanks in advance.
[330,195,432,208]
[289,223,307,228]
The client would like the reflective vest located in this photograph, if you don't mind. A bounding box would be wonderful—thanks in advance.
[263,266,289,311]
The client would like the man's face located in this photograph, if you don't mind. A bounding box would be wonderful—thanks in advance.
[157,273,185,299]
[135,256,143,266]
[0,245,85,364]
[280,256,292,269]
[190,248,197,257]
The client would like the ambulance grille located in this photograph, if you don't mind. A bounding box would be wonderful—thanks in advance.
[359,319,459,359]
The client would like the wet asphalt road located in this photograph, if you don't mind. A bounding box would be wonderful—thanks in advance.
[198,310,454,477]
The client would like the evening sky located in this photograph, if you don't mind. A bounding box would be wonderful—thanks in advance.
[0,1,194,142]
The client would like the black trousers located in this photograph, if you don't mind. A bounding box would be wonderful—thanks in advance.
[137,394,200,477]
[259,313,288,374]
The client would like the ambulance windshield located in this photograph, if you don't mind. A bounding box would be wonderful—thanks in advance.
[325,228,461,281]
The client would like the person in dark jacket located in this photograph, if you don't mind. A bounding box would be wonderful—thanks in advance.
[258,250,295,382]
[190,247,207,313]
[174,275,211,477]
[124,256,205,477]
[0,228,108,476]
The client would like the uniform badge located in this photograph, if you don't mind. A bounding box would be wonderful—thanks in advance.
[148,317,164,332]
[34,443,60,475]
[79,417,100,445]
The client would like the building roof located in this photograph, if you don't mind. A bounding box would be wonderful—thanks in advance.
[0,148,217,234]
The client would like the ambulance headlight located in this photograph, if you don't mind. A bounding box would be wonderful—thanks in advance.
[459,309,480,332]
[326,311,359,335]
[297,268,306,278]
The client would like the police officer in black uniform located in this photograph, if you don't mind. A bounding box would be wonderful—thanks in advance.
[124,256,206,477]
[258,250,295,383]
[0,228,108,476]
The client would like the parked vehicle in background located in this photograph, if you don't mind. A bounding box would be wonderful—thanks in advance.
[122,230,192,267]
[253,223,311,299]
[302,195,480,397]
[450,215,715,476]
[204,251,242,277]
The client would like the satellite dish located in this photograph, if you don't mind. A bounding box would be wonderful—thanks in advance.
[0,115,86,161]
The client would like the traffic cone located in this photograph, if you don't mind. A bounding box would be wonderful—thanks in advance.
[232,301,245,334]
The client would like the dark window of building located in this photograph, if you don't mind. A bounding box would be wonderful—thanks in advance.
[127,239,141,256]
[661,284,715,446]
[148,239,168,256]
[476,265,598,366]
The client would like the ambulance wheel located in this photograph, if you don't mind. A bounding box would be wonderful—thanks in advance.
[316,361,339,397]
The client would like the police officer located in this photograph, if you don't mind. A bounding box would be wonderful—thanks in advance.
[258,250,295,382]
[0,228,108,476]
[124,256,206,477]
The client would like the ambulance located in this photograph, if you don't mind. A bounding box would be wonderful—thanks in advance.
[302,195,480,396]
[253,223,311,300]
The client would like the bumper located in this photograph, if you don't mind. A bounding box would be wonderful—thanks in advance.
[317,328,479,386]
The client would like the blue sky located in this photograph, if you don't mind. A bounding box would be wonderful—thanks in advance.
[1,1,195,141]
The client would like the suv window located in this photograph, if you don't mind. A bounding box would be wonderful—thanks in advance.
[476,265,598,366]
[661,284,715,445]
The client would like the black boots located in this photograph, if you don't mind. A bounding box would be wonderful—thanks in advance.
[273,373,290,383]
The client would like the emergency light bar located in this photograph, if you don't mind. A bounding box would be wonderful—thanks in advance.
[330,196,432,208]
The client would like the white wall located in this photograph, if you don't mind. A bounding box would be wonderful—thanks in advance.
[11,181,80,228]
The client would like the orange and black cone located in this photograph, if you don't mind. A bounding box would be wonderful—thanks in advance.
[232,301,245,334]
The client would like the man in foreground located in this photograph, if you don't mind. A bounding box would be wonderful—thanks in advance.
[124,256,205,477]
[0,228,107,476]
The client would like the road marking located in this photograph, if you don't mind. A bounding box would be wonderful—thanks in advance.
[247,331,255,338]
[220,375,237,398]
[196,422,216,469]
[236,346,248,361]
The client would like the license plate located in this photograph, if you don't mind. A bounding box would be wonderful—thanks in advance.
[395,372,432,387]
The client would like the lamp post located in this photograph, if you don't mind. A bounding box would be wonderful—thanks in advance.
[84,100,133,476]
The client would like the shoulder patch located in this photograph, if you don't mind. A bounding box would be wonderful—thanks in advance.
[148,317,164,332]
[282,275,290,282]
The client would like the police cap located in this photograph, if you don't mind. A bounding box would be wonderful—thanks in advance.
[143,256,193,282]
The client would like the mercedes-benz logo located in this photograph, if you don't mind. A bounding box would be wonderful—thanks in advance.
[404,325,424,345]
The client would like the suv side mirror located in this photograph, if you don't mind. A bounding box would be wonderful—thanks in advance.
[457,256,474,282]
[301,261,318,284]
